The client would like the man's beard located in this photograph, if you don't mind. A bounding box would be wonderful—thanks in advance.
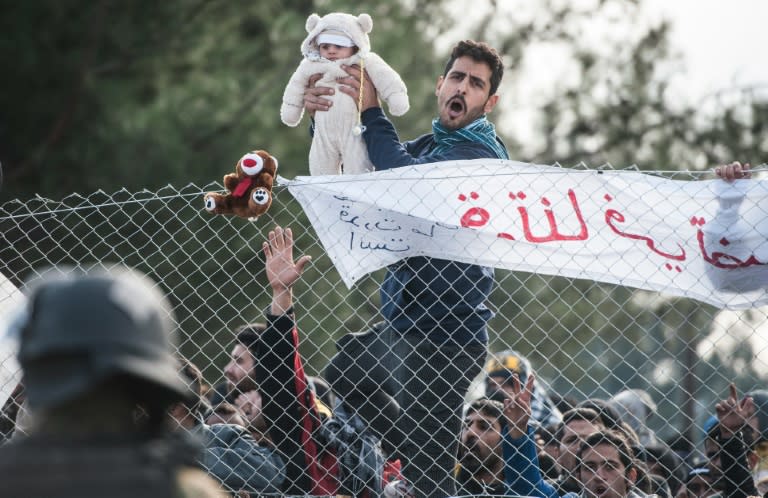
[459,439,501,474]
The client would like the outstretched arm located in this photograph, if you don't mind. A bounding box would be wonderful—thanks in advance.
[258,226,336,495]
[501,374,558,498]
[715,383,758,498]
[263,226,311,315]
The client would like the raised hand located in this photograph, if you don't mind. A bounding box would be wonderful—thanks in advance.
[715,383,753,439]
[502,373,536,439]
[263,226,311,314]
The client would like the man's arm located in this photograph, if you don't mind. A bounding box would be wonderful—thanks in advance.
[503,425,560,498]
[502,374,560,498]
[716,384,759,498]
[255,226,339,496]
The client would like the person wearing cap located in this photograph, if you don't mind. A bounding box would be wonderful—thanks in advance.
[0,267,225,497]
[676,467,717,498]
[485,349,563,429]
[281,11,409,176]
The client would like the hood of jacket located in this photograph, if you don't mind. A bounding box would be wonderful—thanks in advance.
[301,12,372,60]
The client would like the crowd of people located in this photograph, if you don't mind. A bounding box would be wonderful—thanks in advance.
[1,225,764,498]
[0,25,759,498]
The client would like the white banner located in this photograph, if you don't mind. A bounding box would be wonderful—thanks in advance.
[282,159,768,309]
[0,274,24,408]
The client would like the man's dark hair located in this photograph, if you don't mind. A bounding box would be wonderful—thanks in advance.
[577,398,623,430]
[537,423,559,447]
[235,323,266,354]
[555,407,603,442]
[577,430,636,475]
[465,397,505,424]
[443,40,504,96]
[637,443,685,495]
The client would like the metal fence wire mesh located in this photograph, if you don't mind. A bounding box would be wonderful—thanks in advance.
[1,166,767,497]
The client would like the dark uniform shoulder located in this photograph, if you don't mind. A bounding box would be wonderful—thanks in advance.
[0,434,223,498]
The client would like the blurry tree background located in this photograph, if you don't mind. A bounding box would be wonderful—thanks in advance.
[2,0,767,447]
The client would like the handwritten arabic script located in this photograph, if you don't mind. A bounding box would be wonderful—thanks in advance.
[283,159,768,309]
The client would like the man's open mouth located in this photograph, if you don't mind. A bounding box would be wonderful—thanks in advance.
[594,485,608,496]
[447,97,466,118]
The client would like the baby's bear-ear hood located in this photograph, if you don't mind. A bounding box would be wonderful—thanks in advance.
[300,12,373,59]
[305,13,321,33]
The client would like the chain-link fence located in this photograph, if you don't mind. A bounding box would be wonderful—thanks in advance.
[1,166,767,497]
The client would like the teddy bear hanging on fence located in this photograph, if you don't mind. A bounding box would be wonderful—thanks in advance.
[280,12,409,176]
[203,150,277,220]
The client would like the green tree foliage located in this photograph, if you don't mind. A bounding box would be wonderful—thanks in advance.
[0,0,445,198]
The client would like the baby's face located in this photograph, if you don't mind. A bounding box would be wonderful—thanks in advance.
[319,43,355,61]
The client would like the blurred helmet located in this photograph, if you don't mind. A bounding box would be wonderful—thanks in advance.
[748,389,768,443]
[485,349,531,384]
[608,389,658,446]
[609,389,657,419]
[17,267,190,411]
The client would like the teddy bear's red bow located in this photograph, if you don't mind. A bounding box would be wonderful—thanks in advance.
[232,177,254,198]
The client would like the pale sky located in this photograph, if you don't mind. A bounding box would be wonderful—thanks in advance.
[479,0,768,152]
[646,0,768,104]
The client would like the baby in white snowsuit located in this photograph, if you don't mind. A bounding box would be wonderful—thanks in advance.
[280,12,409,176]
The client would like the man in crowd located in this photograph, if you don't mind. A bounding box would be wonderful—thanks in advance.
[209,324,270,443]
[704,383,767,498]
[169,356,285,495]
[252,225,384,496]
[455,397,510,495]
[309,38,508,498]
[578,430,643,498]
[500,372,646,498]
[555,407,608,494]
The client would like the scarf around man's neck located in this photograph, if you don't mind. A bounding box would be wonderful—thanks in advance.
[431,116,509,159]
